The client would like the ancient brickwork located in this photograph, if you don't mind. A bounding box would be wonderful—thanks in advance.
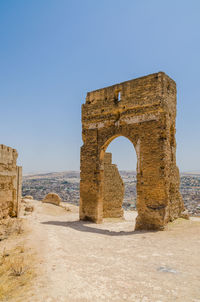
[80,72,185,230]
[103,153,124,218]
[0,145,22,219]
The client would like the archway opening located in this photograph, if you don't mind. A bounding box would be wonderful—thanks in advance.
[101,136,138,221]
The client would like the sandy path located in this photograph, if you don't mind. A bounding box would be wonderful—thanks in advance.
[19,201,200,302]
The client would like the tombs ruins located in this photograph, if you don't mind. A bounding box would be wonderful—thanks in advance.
[80,72,186,230]
[0,144,22,219]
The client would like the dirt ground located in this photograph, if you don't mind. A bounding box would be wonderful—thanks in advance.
[8,200,200,302]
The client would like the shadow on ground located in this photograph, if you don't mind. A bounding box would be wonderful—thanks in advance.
[41,220,155,236]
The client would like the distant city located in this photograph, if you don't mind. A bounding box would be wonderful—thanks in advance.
[22,171,200,216]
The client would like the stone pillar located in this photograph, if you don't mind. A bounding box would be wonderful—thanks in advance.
[80,130,103,223]
[0,145,22,219]
[16,166,22,217]
[135,116,170,230]
[103,153,124,218]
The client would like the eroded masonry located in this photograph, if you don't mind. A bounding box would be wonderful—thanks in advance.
[80,72,186,230]
[103,153,124,218]
[0,145,22,219]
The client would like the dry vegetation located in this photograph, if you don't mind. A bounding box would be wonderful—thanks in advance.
[0,218,23,241]
[0,218,35,301]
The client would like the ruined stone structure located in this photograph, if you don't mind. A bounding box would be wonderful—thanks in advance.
[103,153,124,218]
[42,192,61,206]
[0,145,22,219]
[80,72,185,230]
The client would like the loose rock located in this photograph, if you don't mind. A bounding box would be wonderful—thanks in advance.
[25,205,34,212]
[23,195,33,200]
[42,193,61,206]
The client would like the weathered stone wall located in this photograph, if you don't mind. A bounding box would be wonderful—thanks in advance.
[103,153,124,218]
[0,145,22,219]
[80,72,185,230]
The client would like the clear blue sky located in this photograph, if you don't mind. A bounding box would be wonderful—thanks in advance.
[0,0,199,173]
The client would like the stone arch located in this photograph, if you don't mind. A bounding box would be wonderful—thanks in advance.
[80,72,185,230]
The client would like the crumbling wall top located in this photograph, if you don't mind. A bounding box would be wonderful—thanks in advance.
[85,72,175,103]
[0,144,18,167]
[82,72,177,124]
[104,152,112,165]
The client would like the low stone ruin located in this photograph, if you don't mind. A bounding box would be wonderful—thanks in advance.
[0,144,22,219]
[42,193,61,206]
[103,153,124,218]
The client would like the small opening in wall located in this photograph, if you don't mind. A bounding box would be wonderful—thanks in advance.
[114,90,122,104]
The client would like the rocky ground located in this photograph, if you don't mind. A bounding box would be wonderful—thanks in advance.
[3,198,200,302]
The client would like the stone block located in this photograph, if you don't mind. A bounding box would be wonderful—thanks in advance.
[42,193,61,206]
